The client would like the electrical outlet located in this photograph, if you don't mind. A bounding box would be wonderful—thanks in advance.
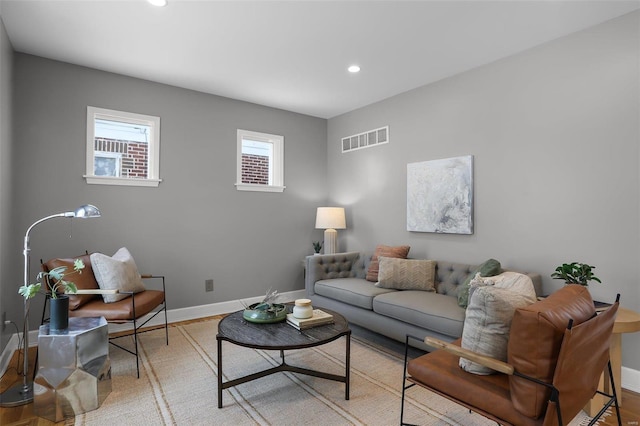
[205,279,214,292]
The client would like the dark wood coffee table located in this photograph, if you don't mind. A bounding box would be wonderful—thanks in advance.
[216,306,351,408]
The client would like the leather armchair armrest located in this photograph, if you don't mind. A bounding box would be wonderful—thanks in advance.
[69,275,166,295]
[141,274,166,292]
[424,337,515,375]
[71,289,118,295]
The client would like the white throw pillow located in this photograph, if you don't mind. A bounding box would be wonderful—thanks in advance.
[90,247,145,303]
[460,272,536,375]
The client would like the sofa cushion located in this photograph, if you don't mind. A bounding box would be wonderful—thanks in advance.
[314,278,396,310]
[90,247,145,303]
[375,257,436,291]
[457,258,501,308]
[43,253,99,310]
[507,284,595,419]
[373,291,465,338]
[459,273,537,375]
[365,245,410,282]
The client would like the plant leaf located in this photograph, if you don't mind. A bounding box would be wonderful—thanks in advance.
[18,283,41,299]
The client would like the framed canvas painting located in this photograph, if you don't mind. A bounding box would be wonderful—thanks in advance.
[407,155,473,234]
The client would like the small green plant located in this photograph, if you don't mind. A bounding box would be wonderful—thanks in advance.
[312,241,322,253]
[18,259,85,300]
[551,262,601,286]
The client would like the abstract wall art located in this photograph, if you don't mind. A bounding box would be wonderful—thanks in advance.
[407,155,473,234]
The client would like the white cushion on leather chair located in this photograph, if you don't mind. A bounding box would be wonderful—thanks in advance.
[459,272,536,374]
[90,247,145,303]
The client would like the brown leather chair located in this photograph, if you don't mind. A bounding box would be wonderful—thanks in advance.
[400,285,621,426]
[41,252,168,378]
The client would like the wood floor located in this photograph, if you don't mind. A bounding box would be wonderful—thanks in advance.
[1,318,639,426]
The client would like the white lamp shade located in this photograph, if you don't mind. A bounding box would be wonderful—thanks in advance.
[315,207,346,230]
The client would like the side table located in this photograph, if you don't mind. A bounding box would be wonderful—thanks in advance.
[34,316,112,422]
[585,306,640,416]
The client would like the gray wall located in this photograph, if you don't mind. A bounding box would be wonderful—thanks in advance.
[328,11,640,370]
[0,13,14,352]
[4,54,327,333]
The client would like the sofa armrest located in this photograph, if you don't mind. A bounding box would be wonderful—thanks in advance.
[305,252,366,296]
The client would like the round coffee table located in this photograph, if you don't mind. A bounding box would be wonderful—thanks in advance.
[216,306,351,408]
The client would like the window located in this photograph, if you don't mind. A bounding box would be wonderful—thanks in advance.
[85,106,161,187]
[236,129,284,192]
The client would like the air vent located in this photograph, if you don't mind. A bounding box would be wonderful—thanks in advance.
[342,126,389,153]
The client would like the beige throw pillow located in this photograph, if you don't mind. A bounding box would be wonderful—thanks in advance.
[90,247,145,303]
[459,272,537,375]
[375,257,436,291]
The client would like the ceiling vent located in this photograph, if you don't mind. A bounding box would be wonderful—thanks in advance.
[342,126,389,153]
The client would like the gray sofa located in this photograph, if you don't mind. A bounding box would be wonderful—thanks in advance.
[305,252,542,345]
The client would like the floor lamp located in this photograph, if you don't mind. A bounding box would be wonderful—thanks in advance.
[315,207,346,255]
[0,204,101,407]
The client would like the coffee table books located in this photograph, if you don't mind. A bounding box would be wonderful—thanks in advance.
[286,309,334,330]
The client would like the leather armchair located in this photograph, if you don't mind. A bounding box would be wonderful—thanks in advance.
[400,285,620,426]
[41,252,168,378]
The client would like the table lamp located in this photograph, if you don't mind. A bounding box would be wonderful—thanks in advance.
[315,207,346,255]
[0,204,101,407]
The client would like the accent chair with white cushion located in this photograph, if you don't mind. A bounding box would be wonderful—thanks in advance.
[41,248,168,378]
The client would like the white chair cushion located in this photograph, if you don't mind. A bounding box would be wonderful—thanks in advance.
[90,247,145,303]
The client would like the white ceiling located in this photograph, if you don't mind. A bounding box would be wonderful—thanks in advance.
[1,0,639,119]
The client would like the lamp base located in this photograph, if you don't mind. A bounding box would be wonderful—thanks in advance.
[0,381,33,407]
[323,228,338,254]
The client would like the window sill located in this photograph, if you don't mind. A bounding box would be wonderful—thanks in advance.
[84,175,162,187]
[235,183,285,193]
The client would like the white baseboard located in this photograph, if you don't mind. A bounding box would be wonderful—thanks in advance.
[3,287,640,396]
[622,366,640,394]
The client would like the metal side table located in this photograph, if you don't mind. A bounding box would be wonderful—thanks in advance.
[34,316,111,422]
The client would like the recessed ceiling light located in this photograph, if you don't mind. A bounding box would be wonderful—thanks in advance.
[148,0,168,7]
[348,65,361,73]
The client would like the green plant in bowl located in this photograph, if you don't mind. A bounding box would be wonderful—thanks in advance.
[242,288,287,323]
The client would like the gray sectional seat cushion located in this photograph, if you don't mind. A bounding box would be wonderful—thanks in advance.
[315,278,396,310]
[372,291,465,338]
[305,251,542,346]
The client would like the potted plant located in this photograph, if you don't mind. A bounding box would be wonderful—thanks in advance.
[551,262,601,286]
[18,259,85,330]
[312,241,322,255]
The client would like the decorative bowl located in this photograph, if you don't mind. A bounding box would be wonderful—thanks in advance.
[242,303,287,323]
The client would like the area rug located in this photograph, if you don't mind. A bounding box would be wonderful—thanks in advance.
[71,319,596,425]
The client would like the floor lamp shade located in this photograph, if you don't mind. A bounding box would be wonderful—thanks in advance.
[315,207,346,255]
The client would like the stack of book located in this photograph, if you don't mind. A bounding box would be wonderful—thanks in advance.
[286,309,334,330]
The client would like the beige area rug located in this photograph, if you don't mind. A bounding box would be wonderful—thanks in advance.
[72,319,597,426]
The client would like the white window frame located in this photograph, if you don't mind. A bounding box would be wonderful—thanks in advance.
[236,129,285,193]
[85,106,162,187]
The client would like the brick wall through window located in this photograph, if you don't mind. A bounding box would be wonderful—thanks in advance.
[95,137,148,178]
[242,153,269,184]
